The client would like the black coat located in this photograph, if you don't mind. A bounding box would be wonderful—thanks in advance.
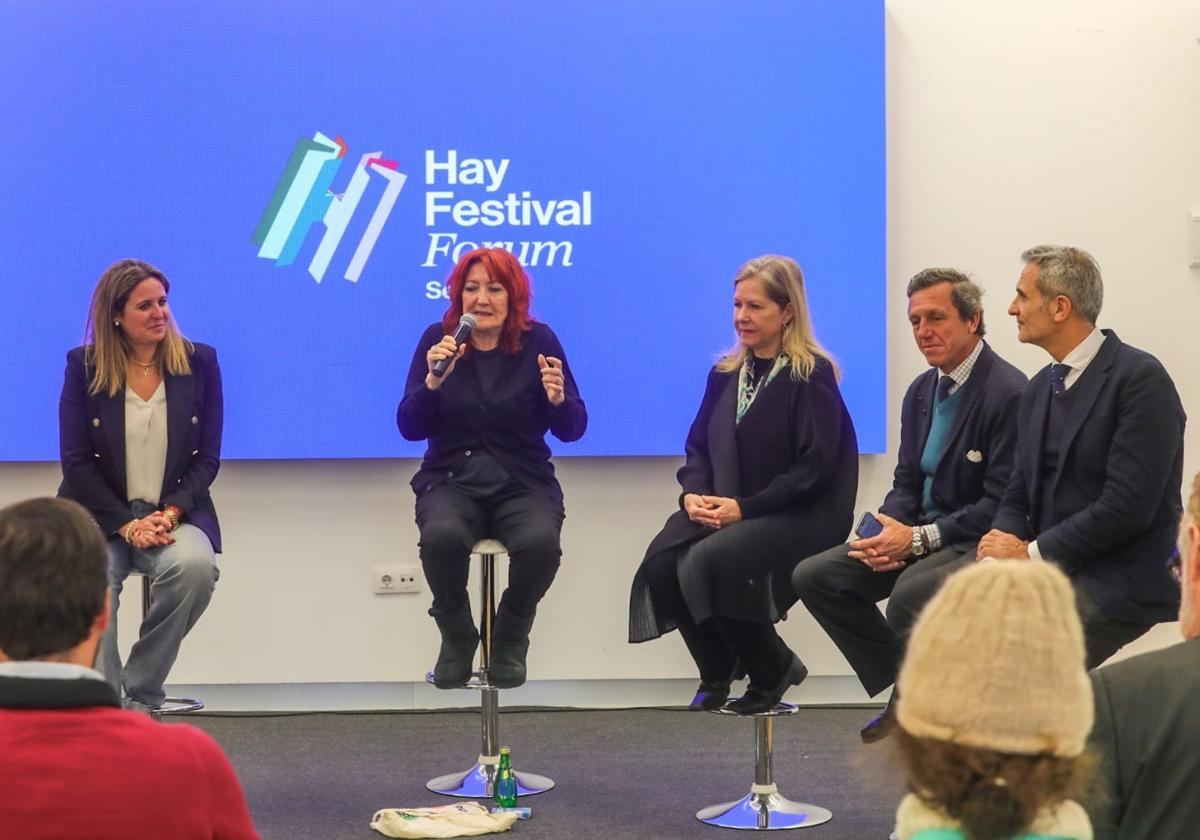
[630,357,858,641]
[397,321,587,504]
[879,341,1027,551]
[992,330,1185,624]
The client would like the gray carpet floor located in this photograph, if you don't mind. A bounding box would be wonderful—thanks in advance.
[183,706,905,840]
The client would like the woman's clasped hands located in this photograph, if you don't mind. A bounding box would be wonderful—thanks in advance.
[683,493,742,529]
[120,512,176,549]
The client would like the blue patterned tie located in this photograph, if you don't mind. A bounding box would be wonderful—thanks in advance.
[1050,363,1070,398]
[936,375,954,404]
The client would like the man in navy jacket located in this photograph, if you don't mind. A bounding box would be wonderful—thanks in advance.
[978,245,1184,667]
[1087,472,1200,840]
[794,268,1027,742]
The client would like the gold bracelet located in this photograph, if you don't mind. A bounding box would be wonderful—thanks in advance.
[163,506,180,531]
[124,519,141,545]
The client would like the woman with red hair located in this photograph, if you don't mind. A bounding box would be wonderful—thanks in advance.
[398,248,587,689]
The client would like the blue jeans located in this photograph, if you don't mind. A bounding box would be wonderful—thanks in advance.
[98,522,219,706]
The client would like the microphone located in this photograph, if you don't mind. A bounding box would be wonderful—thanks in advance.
[431,313,477,378]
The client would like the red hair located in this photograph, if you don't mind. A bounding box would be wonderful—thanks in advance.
[441,247,534,355]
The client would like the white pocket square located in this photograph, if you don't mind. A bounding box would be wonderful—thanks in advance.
[966,450,983,463]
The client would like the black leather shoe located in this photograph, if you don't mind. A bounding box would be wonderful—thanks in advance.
[725,654,808,715]
[688,681,731,711]
[860,697,897,744]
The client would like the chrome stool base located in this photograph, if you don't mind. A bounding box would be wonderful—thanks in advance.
[697,792,832,831]
[698,702,831,831]
[424,539,555,799]
[427,763,555,798]
[423,671,556,798]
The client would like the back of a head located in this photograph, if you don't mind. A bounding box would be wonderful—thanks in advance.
[0,498,108,660]
[895,560,1093,840]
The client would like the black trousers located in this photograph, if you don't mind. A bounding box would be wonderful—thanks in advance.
[794,543,1158,697]
[415,483,564,618]
[641,551,791,688]
[792,544,969,697]
[1073,581,1155,668]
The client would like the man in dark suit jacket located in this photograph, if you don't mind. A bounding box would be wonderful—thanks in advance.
[1087,472,1200,840]
[793,268,1027,742]
[979,245,1184,667]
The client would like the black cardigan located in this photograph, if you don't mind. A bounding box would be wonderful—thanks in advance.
[397,321,587,502]
[675,357,858,520]
[629,356,859,639]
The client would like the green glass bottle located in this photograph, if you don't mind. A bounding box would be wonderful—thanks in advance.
[494,746,518,808]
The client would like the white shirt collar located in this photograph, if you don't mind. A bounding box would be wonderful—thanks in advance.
[0,661,105,681]
[1057,327,1106,391]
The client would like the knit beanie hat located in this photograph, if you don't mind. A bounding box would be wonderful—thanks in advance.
[896,559,1092,757]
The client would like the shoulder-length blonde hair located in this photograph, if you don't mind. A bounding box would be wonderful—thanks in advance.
[84,259,193,396]
[716,255,838,380]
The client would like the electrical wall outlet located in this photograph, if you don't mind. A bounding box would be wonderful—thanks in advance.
[371,565,421,595]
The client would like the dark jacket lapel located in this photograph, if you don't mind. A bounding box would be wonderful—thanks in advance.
[96,389,127,495]
[162,371,194,496]
[1026,368,1053,515]
[1057,331,1119,476]
[912,369,937,459]
[708,373,740,498]
[937,343,993,468]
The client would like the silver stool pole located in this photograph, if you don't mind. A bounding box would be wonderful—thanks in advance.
[426,539,555,798]
[696,703,832,830]
[140,575,204,716]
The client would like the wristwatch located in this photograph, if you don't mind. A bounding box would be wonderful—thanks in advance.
[911,526,928,558]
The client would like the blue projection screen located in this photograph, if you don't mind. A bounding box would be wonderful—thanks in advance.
[0,1,884,460]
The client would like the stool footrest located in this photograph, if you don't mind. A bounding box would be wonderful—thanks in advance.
[153,697,205,716]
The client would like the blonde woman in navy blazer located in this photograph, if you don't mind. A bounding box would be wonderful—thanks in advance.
[58,258,223,712]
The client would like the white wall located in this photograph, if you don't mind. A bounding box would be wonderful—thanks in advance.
[2,0,1197,709]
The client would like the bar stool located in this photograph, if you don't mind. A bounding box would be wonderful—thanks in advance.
[425,539,555,799]
[696,702,832,831]
[139,574,205,716]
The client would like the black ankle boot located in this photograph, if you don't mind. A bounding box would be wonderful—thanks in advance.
[432,604,479,688]
[489,604,535,689]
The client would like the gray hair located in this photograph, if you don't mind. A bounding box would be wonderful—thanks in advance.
[1020,245,1103,324]
[905,267,986,338]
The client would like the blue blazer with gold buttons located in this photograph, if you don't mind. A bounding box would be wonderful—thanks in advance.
[57,342,223,552]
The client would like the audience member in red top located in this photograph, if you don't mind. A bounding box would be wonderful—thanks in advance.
[0,497,258,840]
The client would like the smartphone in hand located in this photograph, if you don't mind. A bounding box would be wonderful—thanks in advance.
[855,511,883,539]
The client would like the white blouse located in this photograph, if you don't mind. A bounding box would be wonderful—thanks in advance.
[125,381,168,504]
